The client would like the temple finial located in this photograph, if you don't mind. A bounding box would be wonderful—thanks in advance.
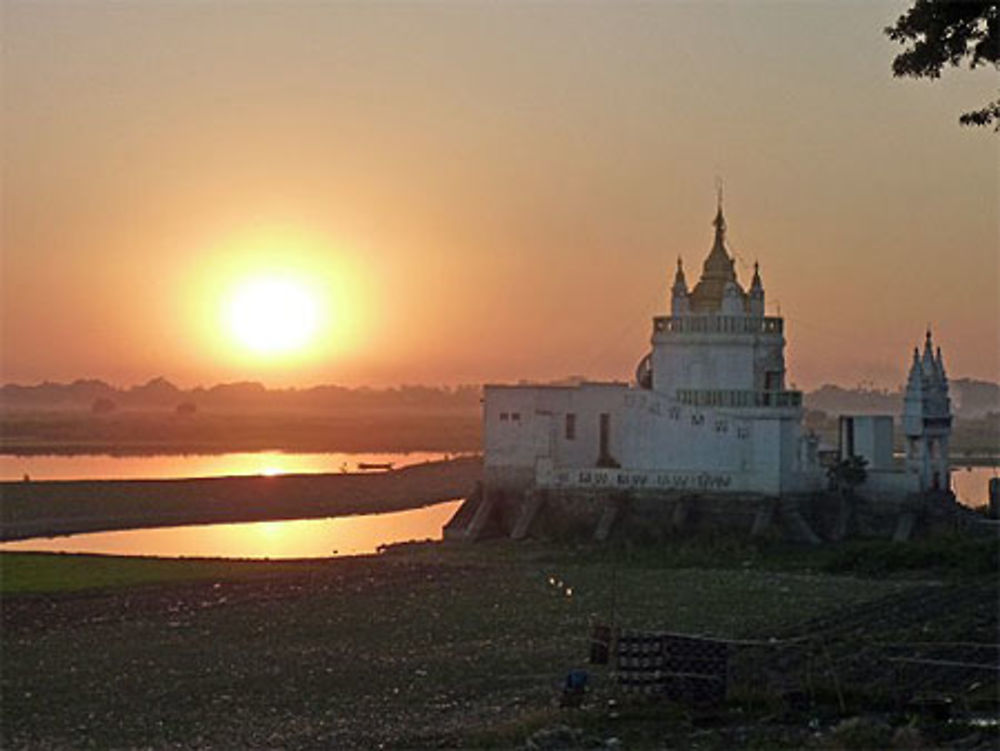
[750,260,763,291]
[712,178,726,234]
[673,256,687,288]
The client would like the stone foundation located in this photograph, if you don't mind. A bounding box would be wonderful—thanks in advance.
[444,485,996,544]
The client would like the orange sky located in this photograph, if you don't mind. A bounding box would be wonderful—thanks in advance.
[2,1,997,391]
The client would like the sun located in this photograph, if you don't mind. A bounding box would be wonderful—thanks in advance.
[226,276,322,355]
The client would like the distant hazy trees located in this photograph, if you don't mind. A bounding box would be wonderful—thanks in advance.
[885,0,999,129]
[1,378,483,412]
[91,397,116,414]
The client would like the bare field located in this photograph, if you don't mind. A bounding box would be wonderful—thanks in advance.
[2,543,996,750]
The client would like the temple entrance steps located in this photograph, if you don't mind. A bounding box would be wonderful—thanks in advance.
[442,483,482,541]
[892,511,916,542]
[671,499,689,531]
[510,492,544,540]
[445,485,993,544]
[779,497,821,545]
[593,500,620,542]
[831,496,853,542]
[750,499,777,537]
[464,492,497,541]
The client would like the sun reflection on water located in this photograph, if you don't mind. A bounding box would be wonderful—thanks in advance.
[0,451,459,481]
[0,500,464,560]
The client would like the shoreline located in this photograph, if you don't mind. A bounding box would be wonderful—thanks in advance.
[0,456,482,542]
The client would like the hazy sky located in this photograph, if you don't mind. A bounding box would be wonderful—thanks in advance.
[2,1,997,390]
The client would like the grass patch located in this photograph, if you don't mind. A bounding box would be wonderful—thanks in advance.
[0,551,311,593]
[818,535,1000,577]
[7,530,992,596]
[529,532,1000,580]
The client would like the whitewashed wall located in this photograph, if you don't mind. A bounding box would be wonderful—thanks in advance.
[651,327,785,395]
[484,382,820,496]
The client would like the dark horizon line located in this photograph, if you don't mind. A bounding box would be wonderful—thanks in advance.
[1,374,997,396]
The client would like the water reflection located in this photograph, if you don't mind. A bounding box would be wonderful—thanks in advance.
[0,500,463,559]
[950,465,998,508]
[0,451,462,482]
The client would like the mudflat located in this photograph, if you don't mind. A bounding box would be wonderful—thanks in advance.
[0,456,482,541]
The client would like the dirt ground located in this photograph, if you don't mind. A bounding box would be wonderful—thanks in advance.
[2,542,997,750]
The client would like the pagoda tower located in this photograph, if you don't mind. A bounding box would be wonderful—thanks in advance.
[646,202,792,406]
[902,330,953,491]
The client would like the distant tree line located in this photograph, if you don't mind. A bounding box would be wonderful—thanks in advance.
[1,377,482,412]
[2,376,996,416]
[806,379,999,419]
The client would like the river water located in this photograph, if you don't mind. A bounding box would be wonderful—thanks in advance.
[950,464,998,509]
[0,451,470,559]
[0,450,463,481]
[0,499,463,559]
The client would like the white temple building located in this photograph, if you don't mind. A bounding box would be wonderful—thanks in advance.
[838,330,953,501]
[481,203,952,511]
[902,331,953,492]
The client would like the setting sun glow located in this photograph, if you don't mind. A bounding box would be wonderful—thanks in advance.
[226,277,322,355]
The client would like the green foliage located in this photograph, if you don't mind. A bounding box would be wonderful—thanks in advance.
[885,0,1000,129]
[609,531,766,570]
[820,535,1000,577]
[0,552,293,593]
[577,530,1000,581]
[827,455,869,494]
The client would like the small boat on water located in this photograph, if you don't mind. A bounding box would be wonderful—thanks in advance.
[357,461,394,471]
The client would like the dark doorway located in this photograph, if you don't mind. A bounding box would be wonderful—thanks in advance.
[596,413,618,467]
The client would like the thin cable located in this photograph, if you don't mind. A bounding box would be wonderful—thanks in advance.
[577,281,663,380]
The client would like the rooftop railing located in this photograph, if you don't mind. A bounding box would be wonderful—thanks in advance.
[653,315,783,335]
[675,388,802,409]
